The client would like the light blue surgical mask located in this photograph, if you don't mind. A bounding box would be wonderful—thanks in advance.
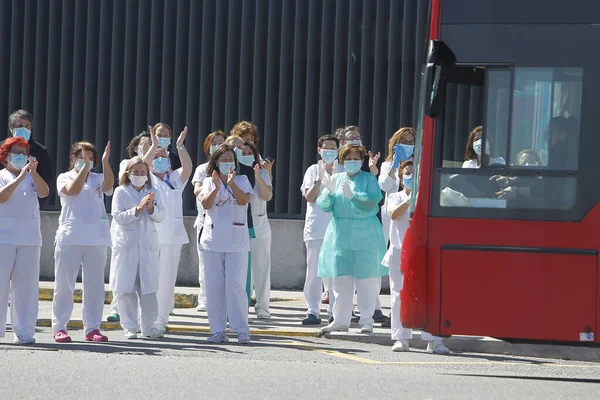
[394,144,414,165]
[157,137,171,149]
[219,162,235,175]
[346,139,362,146]
[344,160,362,174]
[76,159,94,171]
[9,153,28,170]
[210,144,219,155]
[153,157,169,173]
[233,147,243,159]
[403,174,413,189]
[14,127,31,141]
[239,155,255,167]
[320,150,338,164]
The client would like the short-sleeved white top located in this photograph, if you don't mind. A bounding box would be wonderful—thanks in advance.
[192,162,209,229]
[251,169,272,238]
[387,190,410,250]
[0,169,42,246]
[151,169,189,245]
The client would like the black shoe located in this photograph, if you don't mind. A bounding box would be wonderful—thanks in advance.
[351,312,359,323]
[250,297,257,307]
[302,314,322,326]
[373,309,387,323]
[328,316,334,324]
[381,314,391,328]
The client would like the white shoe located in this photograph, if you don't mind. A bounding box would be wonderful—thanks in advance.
[124,329,138,340]
[142,328,164,339]
[360,324,373,333]
[320,322,349,333]
[256,309,270,319]
[238,331,251,344]
[207,332,229,343]
[169,310,176,316]
[427,340,450,354]
[196,304,207,312]
[14,336,35,344]
[392,340,409,352]
[155,324,167,334]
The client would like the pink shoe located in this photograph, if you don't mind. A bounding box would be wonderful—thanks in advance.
[85,330,108,342]
[54,330,72,343]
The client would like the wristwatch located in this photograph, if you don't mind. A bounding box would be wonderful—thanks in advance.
[177,144,186,151]
[314,179,321,185]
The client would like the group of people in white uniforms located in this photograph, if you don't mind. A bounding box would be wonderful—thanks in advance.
[0,137,49,344]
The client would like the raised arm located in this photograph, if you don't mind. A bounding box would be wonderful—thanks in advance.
[175,126,193,183]
[101,142,115,193]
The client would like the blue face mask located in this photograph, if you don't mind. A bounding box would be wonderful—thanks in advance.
[320,150,338,164]
[240,155,255,167]
[344,160,362,174]
[219,162,235,175]
[210,144,219,155]
[393,144,414,167]
[153,157,169,173]
[403,174,413,190]
[9,153,28,170]
[233,147,243,159]
[157,137,171,149]
[76,159,94,171]
[14,127,31,141]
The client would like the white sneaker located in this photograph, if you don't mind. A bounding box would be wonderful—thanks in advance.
[392,340,409,352]
[238,331,251,344]
[320,322,349,333]
[256,309,270,319]
[427,340,450,354]
[196,304,207,312]
[124,329,138,340]
[155,324,167,334]
[207,332,229,343]
[360,324,373,333]
[142,328,165,339]
[13,336,35,345]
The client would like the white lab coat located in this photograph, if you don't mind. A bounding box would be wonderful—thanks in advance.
[250,169,272,314]
[191,162,209,308]
[378,161,401,247]
[109,183,165,295]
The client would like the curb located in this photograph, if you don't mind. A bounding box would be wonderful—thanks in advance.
[323,332,600,363]
[38,288,302,309]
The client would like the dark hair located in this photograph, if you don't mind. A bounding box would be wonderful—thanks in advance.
[333,127,345,140]
[126,131,151,158]
[400,160,414,185]
[70,141,98,170]
[245,142,261,167]
[464,126,483,161]
[516,149,541,165]
[8,110,33,131]
[0,137,30,167]
[318,134,339,148]
[341,125,361,138]
[203,130,226,158]
[339,144,366,165]
[207,144,239,175]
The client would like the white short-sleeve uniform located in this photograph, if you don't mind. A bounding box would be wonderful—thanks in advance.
[462,157,506,168]
[52,170,113,335]
[249,169,272,316]
[382,190,440,342]
[191,162,209,309]
[301,163,343,318]
[152,170,190,327]
[110,183,165,334]
[200,175,253,334]
[0,169,42,341]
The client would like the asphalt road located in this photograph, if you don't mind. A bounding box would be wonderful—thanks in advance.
[1,329,599,399]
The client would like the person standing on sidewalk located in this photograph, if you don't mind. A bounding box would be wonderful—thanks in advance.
[192,131,227,312]
[300,134,343,325]
[145,124,193,334]
[110,157,165,339]
[383,160,449,354]
[319,145,388,334]
[200,144,253,343]
[52,141,114,343]
[0,137,49,344]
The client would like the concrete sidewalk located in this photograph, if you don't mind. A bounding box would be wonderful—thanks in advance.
[22,285,600,363]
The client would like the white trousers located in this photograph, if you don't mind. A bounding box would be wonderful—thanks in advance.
[118,270,158,333]
[156,244,183,326]
[196,227,206,308]
[304,240,334,317]
[109,294,118,315]
[52,244,107,335]
[251,236,271,314]
[388,247,440,341]
[333,275,378,326]
[204,251,249,334]
[0,245,40,339]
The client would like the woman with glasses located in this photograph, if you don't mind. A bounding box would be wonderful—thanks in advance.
[200,144,253,343]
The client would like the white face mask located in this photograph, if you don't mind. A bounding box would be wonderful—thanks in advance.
[129,175,148,187]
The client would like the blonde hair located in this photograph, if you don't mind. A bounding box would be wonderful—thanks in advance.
[119,157,152,188]
[385,127,415,162]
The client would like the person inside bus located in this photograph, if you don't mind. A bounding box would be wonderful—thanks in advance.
[383,160,450,354]
[462,126,505,168]
[318,145,388,334]
[494,149,546,204]
[546,116,579,170]
[200,144,253,343]
[301,134,344,325]
[192,130,227,312]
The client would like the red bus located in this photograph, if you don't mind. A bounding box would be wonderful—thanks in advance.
[401,0,599,344]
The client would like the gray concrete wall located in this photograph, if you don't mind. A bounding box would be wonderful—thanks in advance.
[39,212,389,291]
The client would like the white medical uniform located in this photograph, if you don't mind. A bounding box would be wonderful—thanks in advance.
[0,170,42,341]
[153,170,189,327]
[110,183,165,333]
[382,190,440,342]
[250,169,272,315]
[300,163,343,318]
[118,159,130,181]
[462,157,505,168]
[53,170,112,335]
[200,175,253,334]
[191,162,209,309]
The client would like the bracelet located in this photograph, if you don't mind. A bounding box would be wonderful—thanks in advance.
[177,145,186,151]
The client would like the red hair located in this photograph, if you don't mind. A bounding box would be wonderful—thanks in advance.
[0,137,30,167]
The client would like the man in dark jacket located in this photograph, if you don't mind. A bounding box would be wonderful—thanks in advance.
[3,109,55,207]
